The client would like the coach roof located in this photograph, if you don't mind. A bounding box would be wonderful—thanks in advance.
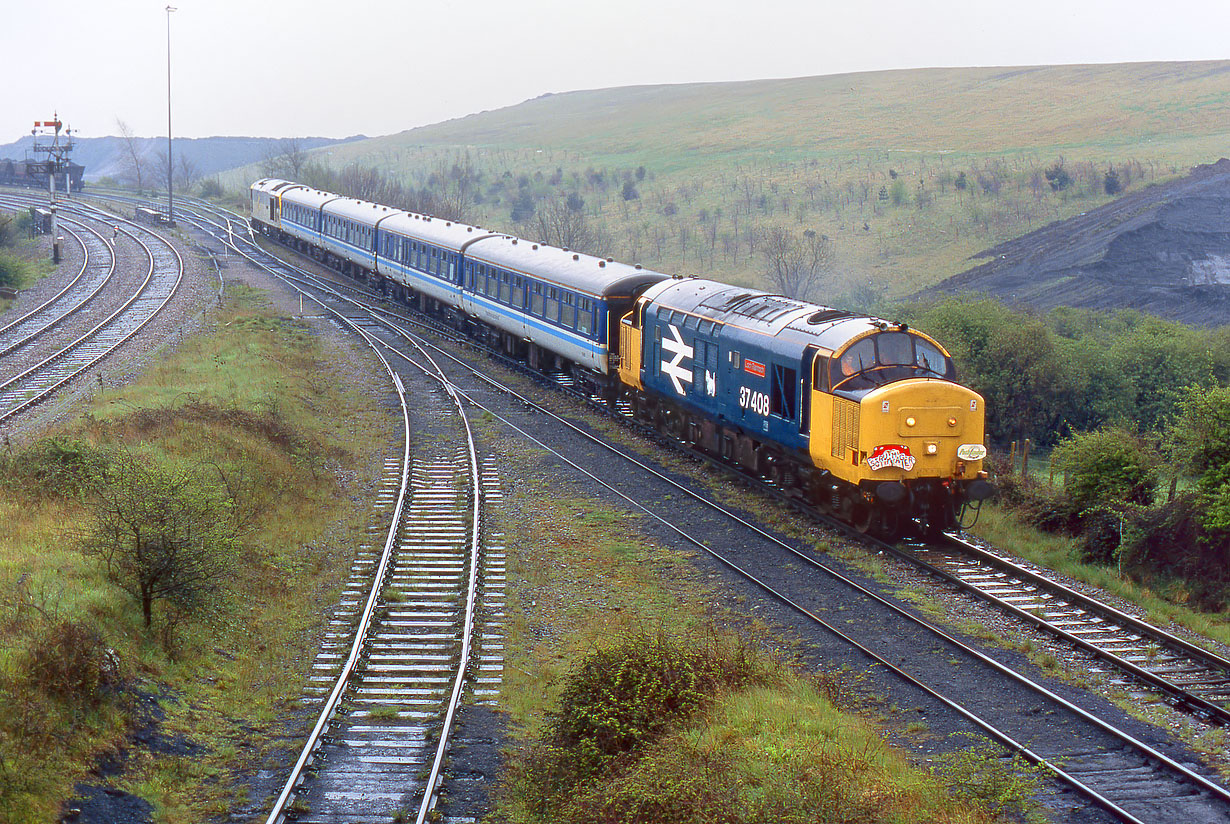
[378,210,497,250]
[465,235,670,298]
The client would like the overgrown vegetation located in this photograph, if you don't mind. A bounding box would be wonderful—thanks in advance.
[987,383,1230,610]
[0,211,36,290]
[0,286,385,821]
[502,632,1025,824]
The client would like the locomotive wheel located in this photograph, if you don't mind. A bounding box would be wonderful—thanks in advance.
[850,497,874,533]
[874,509,903,541]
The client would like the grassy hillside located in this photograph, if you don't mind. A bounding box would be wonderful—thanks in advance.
[230,61,1230,304]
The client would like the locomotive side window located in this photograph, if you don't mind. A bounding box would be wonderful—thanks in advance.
[771,364,797,420]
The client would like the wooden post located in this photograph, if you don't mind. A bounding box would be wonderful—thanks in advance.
[1021,439,1031,478]
[1169,475,1178,502]
[1008,441,1017,474]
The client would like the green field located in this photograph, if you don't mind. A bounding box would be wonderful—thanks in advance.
[230,61,1230,304]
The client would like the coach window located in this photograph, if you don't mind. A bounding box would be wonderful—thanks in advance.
[531,283,545,316]
[511,276,525,307]
[499,272,511,303]
[576,298,593,336]
[561,294,576,329]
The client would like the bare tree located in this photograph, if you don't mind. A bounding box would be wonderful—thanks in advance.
[529,194,600,254]
[758,227,836,300]
[261,137,310,180]
[428,152,479,223]
[177,154,200,189]
[115,118,146,191]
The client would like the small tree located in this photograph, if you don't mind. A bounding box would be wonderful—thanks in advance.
[1103,168,1122,195]
[620,180,640,201]
[1045,161,1072,192]
[116,118,146,192]
[78,455,239,629]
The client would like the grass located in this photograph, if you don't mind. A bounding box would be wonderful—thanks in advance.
[491,438,1037,822]
[225,61,1230,303]
[0,282,390,822]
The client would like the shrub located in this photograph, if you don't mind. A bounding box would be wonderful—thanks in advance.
[0,437,110,499]
[1052,427,1160,512]
[0,250,31,289]
[22,621,119,708]
[511,631,772,814]
[1120,495,1228,610]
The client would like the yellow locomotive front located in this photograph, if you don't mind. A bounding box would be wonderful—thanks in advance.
[808,327,992,536]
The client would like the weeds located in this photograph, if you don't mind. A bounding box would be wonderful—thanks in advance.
[929,734,1046,820]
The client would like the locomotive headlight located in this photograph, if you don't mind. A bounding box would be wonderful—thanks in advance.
[947,417,958,427]
[905,416,917,427]
[925,442,938,455]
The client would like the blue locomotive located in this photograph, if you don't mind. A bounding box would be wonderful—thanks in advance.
[251,178,992,537]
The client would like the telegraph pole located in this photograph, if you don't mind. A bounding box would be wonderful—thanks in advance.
[166,5,177,225]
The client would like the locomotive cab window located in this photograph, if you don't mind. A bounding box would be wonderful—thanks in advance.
[830,331,957,392]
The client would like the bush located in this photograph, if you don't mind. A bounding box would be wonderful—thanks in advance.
[511,631,771,815]
[1052,427,1160,512]
[993,474,1077,533]
[22,621,119,708]
[0,250,31,289]
[198,178,224,199]
[1120,495,1229,610]
[0,437,110,499]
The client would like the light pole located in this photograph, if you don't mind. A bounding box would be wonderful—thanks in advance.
[166,5,177,225]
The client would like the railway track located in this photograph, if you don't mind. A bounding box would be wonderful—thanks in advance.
[110,190,1230,821]
[0,193,183,425]
[903,535,1230,723]
[0,211,114,358]
[150,215,500,824]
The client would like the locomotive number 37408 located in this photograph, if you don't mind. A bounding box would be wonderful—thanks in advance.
[738,386,770,417]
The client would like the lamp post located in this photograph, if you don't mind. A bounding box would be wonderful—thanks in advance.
[166,5,177,225]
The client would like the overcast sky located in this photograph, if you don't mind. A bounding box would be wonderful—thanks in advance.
[4,0,1228,142]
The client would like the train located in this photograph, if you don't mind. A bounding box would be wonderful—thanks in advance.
[250,178,993,538]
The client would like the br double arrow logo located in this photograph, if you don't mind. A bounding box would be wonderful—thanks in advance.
[661,324,693,396]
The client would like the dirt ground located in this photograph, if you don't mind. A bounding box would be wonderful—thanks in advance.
[928,158,1230,326]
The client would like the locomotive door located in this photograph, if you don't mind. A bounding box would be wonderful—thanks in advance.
[800,346,820,435]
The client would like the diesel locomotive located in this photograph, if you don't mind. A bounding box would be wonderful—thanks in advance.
[250,178,993,537]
